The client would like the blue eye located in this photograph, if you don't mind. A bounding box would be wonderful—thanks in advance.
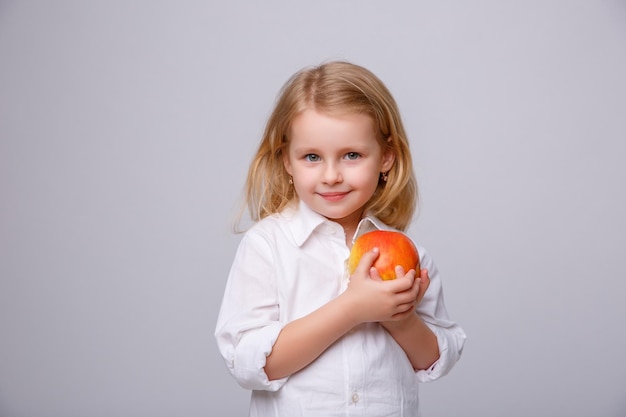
[305,154,320,162]
[345,152,361,160]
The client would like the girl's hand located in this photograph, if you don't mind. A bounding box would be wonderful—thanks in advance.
[340,248,420,324]
[378,268,430,331]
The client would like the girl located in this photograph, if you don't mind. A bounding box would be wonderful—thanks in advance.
[215,61,466,416]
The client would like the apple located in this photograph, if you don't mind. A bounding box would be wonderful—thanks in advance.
[348,230,420,280]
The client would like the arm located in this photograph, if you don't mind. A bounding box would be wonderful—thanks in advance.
[264,248,420,380]
[380,268,440,371]
[263,291,359,380]
[383,247,467,380]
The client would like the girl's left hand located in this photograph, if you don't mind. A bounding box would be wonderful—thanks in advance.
[371,267,430,326]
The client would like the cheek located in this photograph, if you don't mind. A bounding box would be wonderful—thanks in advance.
[350,169,380,190]
[290,167,313,188]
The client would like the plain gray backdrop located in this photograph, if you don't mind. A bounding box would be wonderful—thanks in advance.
[1,1,625,416]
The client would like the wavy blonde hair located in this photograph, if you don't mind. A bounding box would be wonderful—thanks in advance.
[237,61,418,232]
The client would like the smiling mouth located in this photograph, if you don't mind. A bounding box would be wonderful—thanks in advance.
[318,191,350,201]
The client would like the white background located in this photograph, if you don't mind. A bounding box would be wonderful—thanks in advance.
[1,1,625,416]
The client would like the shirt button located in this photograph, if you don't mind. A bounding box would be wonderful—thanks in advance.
[351,392,360,403]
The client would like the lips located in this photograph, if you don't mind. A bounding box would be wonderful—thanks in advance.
[318,191,350,201]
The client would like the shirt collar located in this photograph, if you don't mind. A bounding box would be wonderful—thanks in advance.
[352,215,392,244]
[285,202,328,247]
[285,201,391,247]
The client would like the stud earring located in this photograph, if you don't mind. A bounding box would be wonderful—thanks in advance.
[380,171,388,182]
[288,176,293,185]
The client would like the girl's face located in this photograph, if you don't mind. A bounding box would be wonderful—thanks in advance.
[283,109,395,234]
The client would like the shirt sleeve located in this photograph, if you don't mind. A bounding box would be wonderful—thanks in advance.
[214,230,288,391]
[413,246,467,383]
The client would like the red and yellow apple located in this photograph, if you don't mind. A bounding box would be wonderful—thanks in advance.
[348,230,420,280]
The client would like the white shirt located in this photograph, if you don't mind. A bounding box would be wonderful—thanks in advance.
[215,202,466,417]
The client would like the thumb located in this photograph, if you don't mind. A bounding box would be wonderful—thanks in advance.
[353,248,380,279]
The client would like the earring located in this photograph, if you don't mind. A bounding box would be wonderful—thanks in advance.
[380,171,388,182]
[288,176,293,185]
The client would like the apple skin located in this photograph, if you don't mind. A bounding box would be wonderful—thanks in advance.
[348,230,420,280]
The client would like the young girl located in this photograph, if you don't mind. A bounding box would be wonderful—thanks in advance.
[215,61,466,416]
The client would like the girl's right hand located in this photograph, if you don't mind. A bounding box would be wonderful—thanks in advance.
[341,248,419,324]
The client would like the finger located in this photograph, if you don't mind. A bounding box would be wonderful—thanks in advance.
[394,268,417,291]
[394,265,419,282]
[353,248,379,275]
[369,267,383,281]
[419,269,430,293]
[416,271,431,304]
[394,265,407,278]
[384,276,413,293]
[394,279,420,304]
[391,305,416,320]
[414,278,422,293]
[397,299,416,312]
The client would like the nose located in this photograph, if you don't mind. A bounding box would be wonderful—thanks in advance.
[322,162,342,184]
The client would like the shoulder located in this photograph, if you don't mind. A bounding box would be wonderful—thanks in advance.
[229,213,292,270]
[240,206,297,246]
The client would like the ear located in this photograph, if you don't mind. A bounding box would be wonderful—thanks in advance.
[380,143,395,173]
[283,151,293,176]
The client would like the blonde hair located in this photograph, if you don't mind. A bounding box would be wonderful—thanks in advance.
[237,61,418,231]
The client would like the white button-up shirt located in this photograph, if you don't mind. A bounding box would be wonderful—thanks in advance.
[215,202,466,417]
